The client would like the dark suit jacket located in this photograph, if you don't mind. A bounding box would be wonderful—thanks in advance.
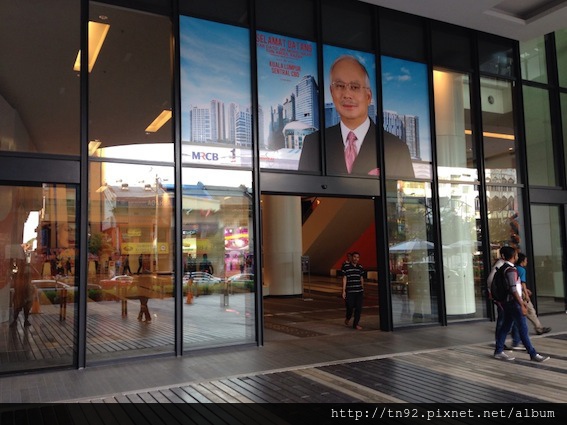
[298,121,415,179]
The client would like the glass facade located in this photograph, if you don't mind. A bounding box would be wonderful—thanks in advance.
[523,86,555,186]
[556,28,567,88]
[0,0,80,155]
[387,181,438,326]
[1,0,567,376]
[481,78,517,184]
[530,205,565,315]
[181,169,255,350]
[520,36,547,84]
[0,184,79,373]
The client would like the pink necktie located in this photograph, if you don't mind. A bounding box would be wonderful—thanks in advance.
[345,131,357,174]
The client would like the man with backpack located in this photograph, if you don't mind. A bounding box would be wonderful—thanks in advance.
[493,246,549,362]
[487,249,520,349]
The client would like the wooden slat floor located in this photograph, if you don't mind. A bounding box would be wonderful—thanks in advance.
[73,333,564,405]
[2,332,564,424]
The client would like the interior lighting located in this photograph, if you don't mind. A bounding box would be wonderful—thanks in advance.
[465,130,515,140]
[145,110,172,133]
[88,139,101,155]
[73,21,110,73]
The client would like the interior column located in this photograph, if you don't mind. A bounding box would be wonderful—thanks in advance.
[261,195,303,296]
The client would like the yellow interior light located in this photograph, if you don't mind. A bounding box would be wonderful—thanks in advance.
[73,21,110,73]
[145,110,172,133]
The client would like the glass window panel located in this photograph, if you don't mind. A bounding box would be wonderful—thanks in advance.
[530,205,565,315]
[321,0,374,51]
[387,181,438,327]
[182,168,255,350]
[256,0,315,40]
[0,1,79,155]
[89,2,173,161]
[0,184,78,373]
[555,29,567,88]
[88,163,175,361]
[431,26,472,71]
[481,78,518,184]
[478,36,515,78]
[180,17,252,169]
[257,32,318,171]
[382,56,430,180]
[487,186,523,252]
[523,86,556,186]
[520,36,547,83]
[433,71,477,182]
[379,10,425,62]
[563,94,567,171]
[439,183,486,321]
[180,0,249,26]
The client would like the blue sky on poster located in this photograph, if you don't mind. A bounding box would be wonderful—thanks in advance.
[381,56,431,161]
[179,16,251,141]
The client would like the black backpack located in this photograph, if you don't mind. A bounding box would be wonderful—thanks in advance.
[491,263,512,302]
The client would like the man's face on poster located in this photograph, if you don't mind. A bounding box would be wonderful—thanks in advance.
[329,58,372,129]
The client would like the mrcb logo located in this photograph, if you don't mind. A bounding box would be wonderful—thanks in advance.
[192,151,219,161]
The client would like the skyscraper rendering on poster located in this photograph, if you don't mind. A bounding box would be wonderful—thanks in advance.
[257,31,318,170]
[381,56,432,179]
[180,16,253,168]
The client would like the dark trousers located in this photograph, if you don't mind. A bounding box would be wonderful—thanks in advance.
[495,301,537,358]
[345,291,364,328]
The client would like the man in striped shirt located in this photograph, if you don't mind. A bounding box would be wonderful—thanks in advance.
[342,251,365,330]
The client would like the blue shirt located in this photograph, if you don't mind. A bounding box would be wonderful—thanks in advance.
[517,265,526,283]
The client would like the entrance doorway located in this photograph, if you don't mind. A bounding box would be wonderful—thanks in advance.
[261,195,379,341]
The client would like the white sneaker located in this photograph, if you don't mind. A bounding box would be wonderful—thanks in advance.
[531,354,550,362]
[494,352,515,361]
[512,344,526,351]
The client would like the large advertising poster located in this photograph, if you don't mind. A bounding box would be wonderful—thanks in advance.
[257,32,318,170]
[180,17,252,168]
[381,56,432,179]
[298,46,394,177]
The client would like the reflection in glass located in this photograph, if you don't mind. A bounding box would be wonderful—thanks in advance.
[88,163,175,361]
[0,184,78,373]
[520,36,547,83]
[562,94,567,171]
[523,86,556,186]
[486,185,523,252]
[0,1,79,155]
[433,71,477,181]
[182,168,255,350]
[439,184,485,320]
[481,78,517,184]
[556,29,567,88]
[387,181,438,326]
[531,205,565,315]
[478,37,515,78]
[180,17,252,168]
[88,3,173,160]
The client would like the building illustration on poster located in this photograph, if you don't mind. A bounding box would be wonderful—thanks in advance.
[257,31,319,170]
[180,16,253,168]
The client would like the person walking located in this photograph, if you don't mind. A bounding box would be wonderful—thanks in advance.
[493,246,549,362]
[342,251,365,330]
[514,252,551,342]
[199,253,214,275]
